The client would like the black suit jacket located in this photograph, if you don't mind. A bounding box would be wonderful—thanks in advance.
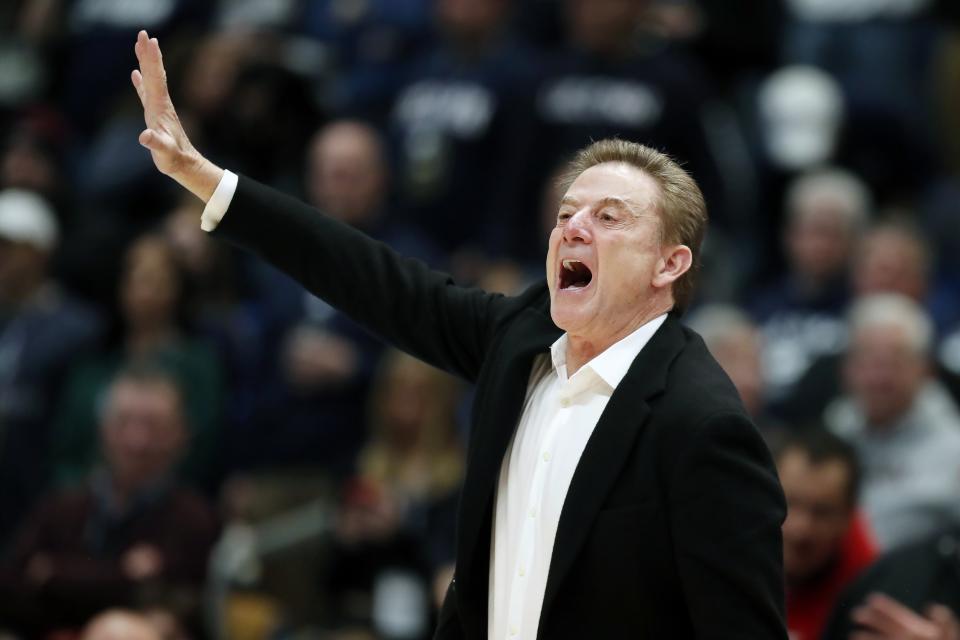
[213,176,788,639]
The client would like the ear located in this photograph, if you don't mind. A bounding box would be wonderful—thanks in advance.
[652,244,693,290]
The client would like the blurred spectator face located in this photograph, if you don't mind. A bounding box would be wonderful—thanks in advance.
[567,0,645,56]
[120,236,181,330]
[372,351,461,456]
[381,356,433,449]
[845,324,927,427]
[1,134,58,195]
[708,328,764,417]
[100,377,185,492]
[779,447,854,584]
[306,121,386,227]
[81,609,162,640]
[0,237,45,305]
[181,32,253,119]
[852,225,928,302]
[786,205,853,283]
[688,306,765,417]
[437,0,509,42]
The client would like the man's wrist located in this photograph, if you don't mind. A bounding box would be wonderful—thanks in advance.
[174,152,224,204]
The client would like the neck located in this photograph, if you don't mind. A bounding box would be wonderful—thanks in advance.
[565,303,669,375]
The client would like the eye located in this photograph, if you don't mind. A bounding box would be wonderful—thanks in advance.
[599,210,617,223]
[557,211,572,223]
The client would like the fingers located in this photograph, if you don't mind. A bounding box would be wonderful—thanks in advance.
[927,605,960,640]
[927,604,958,625]
[853,593,940,639]
[133,30,171,113]
[145,35,167,95]
[131,70,146,108]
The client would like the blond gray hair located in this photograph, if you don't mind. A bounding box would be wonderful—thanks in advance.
[848,293,932,355]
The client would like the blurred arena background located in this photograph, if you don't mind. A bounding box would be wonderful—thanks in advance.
[1,0,960,638]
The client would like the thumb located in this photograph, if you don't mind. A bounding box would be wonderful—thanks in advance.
[139,128,185,176]
[139,128,169,151]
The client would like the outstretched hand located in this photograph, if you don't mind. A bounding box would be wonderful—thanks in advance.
[851,593,960,640]
[131,30,222,202]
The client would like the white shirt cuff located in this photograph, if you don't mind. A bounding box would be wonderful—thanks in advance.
[200,169,239,232]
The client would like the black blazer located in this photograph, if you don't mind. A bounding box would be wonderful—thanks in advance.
[214,176,788,640]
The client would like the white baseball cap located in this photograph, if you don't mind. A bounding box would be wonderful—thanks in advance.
[759,65,844,171]
[0,189,59,251]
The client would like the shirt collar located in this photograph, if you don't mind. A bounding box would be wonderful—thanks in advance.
[550,313,668,390]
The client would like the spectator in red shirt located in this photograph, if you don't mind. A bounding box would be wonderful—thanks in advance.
[775,427,877,640]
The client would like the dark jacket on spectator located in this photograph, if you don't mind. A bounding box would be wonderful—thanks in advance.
[0,475,218,635]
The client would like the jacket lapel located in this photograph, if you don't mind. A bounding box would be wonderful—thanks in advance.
[538,316,687,629]
[456,306,562,634]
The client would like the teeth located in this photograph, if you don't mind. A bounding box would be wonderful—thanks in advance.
[562,259,580,271]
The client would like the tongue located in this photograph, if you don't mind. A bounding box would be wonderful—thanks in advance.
[563,263,592,289]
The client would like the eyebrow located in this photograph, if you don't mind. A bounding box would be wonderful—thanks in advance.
[559,195,641,214]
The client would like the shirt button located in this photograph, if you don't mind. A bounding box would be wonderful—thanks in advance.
[529,507,536,518]
[543,451,551,462]
[518,566,525,577]
[510,625,518,636]
[560,398,570,408]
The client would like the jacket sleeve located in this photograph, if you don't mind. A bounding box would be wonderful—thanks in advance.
[668,412,788,639]
[211,176,511,382]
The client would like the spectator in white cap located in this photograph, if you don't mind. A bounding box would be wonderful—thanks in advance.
[0,188,103,548]
[0,188,59,306]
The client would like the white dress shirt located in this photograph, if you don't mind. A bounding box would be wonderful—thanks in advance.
[200,170,667,639]
[199,169,238,232]
[489,315,666,640]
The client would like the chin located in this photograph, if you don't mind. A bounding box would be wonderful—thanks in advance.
[549,303,590,334]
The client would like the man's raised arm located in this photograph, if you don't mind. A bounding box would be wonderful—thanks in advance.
[131,30,222,202]
[128,30,524,383]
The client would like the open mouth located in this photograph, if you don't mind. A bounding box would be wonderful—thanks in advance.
[560,259,593,289]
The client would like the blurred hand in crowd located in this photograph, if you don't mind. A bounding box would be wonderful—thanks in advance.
[851,593,960,640]
[335,479,402,546]
[282,327,359,392]
[121,544,165,581]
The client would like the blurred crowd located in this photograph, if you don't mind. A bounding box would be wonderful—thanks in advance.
[1,0,960,638]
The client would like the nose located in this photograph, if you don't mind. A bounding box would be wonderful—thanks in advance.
[562,209,593,244]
